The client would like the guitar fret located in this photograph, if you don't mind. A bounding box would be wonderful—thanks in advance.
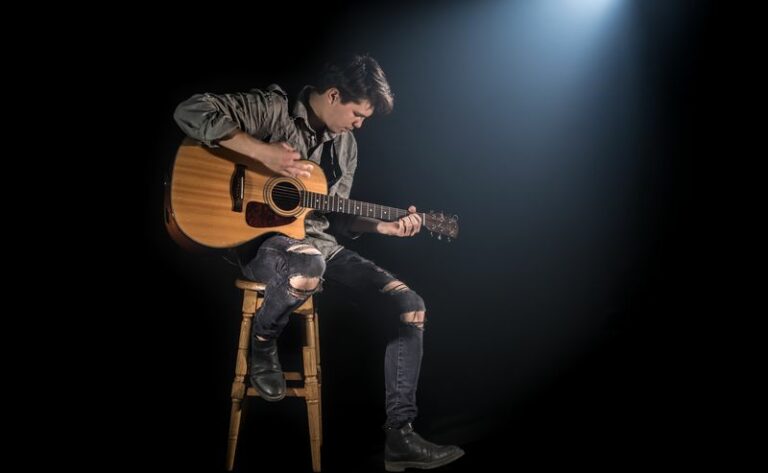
[303,193,403,222]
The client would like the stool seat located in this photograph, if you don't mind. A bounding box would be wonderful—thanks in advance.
[234,280,267,291]
[227,278,323,472]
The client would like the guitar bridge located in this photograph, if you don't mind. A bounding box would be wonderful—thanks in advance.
[231,164,246,212]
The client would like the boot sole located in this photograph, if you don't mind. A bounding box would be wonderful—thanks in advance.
[384,449,465,471]
[249,374,286,402]
[260,391,286,402]
[249,380,286,402]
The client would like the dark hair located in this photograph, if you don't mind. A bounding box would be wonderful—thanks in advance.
[316,53,394,115]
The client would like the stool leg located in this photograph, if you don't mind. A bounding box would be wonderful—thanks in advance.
[303,313,321,472]
[313,308,322,446]
[226,289,260,471]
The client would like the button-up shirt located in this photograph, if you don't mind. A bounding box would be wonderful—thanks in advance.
[174,84,361,261]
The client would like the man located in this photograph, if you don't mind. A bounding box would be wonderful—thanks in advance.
[174,54,464,471]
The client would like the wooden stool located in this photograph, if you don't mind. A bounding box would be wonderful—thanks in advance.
[226,279,323,472]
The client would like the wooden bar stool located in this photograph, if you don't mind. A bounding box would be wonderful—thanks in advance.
[226,279,323,472]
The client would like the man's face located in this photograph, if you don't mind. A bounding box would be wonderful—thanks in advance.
[324,89,374,134]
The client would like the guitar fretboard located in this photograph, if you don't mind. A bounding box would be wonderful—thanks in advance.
[301,191,407,221]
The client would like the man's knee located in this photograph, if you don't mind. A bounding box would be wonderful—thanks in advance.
[286,244,325,275]
[285,243,325,298]
[287,243,322,256]
[289,274,322,292]
[400,310,425,322]
[382,280,426,328]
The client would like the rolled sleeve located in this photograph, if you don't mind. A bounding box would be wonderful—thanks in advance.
[173,88,286,147]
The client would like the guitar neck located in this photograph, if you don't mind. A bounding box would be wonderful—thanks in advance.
[301,190,407,221]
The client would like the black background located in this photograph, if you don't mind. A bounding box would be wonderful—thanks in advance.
[45,1,733,471]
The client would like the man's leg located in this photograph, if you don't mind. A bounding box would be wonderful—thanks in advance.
[242,235,325,401]
[324,249,464,470]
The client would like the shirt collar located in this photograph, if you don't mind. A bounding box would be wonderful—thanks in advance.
[293,86,339,142]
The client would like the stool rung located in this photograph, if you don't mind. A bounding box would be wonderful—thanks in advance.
[247,387,306,398]
[245,371,302,381]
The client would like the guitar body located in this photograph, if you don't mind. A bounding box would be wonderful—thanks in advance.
[164,138,328,249]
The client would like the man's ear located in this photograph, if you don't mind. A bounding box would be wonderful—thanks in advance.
[328,88,340,104]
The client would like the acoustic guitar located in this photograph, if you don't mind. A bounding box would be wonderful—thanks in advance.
[164,138,459,250]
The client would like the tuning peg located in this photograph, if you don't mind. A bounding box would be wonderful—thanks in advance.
[447,237,452,243]
[437,234,442,240]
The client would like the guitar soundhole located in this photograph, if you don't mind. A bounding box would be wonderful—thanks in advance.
[272,182,300,211]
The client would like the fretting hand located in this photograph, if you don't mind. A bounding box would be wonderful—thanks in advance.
[383,205,423,237]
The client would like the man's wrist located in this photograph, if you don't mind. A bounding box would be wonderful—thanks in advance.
[377,221,395,235]
[248,139,270,164]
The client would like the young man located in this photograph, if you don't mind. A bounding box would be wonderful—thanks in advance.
[174,54,464,471]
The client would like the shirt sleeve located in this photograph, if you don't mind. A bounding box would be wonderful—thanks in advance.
[173,87,287,147]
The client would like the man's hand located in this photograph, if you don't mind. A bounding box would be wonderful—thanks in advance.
[219,131,312,179]
[260,142,313,179]
[381,206,423,237]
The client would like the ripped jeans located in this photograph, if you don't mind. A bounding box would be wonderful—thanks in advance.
[240,234,426,429]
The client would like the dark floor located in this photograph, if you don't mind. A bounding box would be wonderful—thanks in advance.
[120,263,711,473]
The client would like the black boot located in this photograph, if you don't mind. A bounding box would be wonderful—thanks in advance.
[384,423,464,471]
[249,338,286,401]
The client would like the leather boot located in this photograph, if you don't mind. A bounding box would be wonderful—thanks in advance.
[249,338,286,401]
[384,423,464,471]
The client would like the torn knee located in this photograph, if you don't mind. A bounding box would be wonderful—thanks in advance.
[382,281,427,330]
[381,280,409,293]
[288,275,322,298]
[401,310,426,330]
[284,244,326,294]
[287,244,321,255]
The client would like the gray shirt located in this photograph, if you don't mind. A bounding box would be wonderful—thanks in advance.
[174,84,361,261]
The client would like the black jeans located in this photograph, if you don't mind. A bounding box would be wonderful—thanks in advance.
[241,234,426,428]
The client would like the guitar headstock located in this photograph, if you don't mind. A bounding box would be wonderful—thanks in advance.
[424,211,459,242]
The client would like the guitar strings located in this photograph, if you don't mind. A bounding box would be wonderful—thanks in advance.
[244,185,412,217]
[240,185,448,223]
[236,186,452,233]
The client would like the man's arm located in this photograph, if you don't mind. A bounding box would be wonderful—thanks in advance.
[173,90,311,178]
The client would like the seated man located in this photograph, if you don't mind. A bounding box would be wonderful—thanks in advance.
[174,53,464,471]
